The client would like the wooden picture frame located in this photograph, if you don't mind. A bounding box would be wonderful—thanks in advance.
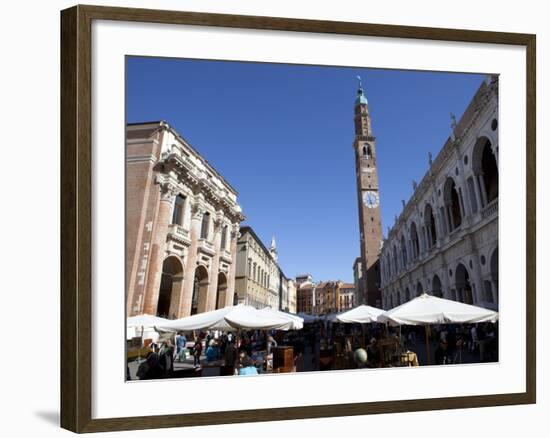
[60,4,536,433]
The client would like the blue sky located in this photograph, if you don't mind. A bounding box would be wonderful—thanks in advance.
[126,57,485,282]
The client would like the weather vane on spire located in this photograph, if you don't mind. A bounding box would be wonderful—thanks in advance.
[357,75,363,90]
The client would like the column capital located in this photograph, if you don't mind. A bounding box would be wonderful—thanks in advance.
[160,181,178,203]
[231,223,241,240]
[191,202,206,220]
[213,211,224,232]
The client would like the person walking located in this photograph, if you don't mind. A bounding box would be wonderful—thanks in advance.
[175,332,187,362]
[192,337,203,368]
[224,339,238,375]
[159,340,174,377]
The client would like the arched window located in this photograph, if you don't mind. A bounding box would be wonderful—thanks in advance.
[392,246,398,273]
[191,265,209,315]
[410,222,420,259]
[400,235,407,267]
[200,212,210,239]
[443,177,462,231]
[424,204,437,247]
[416,281,424,297]
[432,275,443,297]
[472,137,499,207]
[455,263,473,304]
[482,141,499,202]
[157,256,184,318]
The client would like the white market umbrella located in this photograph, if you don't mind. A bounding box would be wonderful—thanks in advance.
[156,306,237,332]
[156,304,303,332]
[378,293,498,364]
[127,314,171,328]
[259,307,304,330]
[336,305,385,324]
[127,314,171,339]
[378,293,499,326]
[126,314,172,358]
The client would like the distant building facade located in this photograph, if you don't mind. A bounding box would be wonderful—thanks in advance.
[296,274,314,314]
[296,277,354,315]
[288,279,297,314]
[338,283,356,311]
[126,121,245,318]
[380,76,499,311]
[313,281,341,315]
[235,227,290,309]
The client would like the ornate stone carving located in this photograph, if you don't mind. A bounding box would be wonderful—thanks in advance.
[231,223,241,240]
[191,202,205,220]
[160,181,178,203]
[212,212,224,232]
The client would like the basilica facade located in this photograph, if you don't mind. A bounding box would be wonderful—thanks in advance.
[126,121,245,319]
[379,76,499,310]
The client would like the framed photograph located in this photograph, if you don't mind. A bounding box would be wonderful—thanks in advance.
[60,4,536,433]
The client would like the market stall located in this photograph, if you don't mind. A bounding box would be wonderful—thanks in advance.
[378,293,499,364]
[155,305,304,375]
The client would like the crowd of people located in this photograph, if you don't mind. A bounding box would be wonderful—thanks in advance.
[128,321,499,380]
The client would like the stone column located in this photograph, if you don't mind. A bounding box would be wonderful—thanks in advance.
[473,175,483,209]
[477,174,489,207]
[225,226,240,307]
[205,213,223,311]
[471,255,483,305]
[178,200,204,317]
[458,186,468,218]
[142,183,176,315]
[446,205,453,231]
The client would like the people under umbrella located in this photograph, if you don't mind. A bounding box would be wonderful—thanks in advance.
[129,319,498,380]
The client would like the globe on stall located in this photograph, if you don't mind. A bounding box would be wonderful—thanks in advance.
[354,348,368,365]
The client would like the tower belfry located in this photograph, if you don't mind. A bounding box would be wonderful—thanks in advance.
[352,76,383,307]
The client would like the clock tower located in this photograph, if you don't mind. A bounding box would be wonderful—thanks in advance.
[353,77,383,307]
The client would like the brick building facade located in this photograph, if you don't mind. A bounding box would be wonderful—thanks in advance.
[126,121,245,318]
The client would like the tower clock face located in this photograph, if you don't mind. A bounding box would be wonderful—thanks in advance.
[363,190,379,208]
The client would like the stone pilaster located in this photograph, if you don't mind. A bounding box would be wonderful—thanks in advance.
[205,213,223,311]
[142,183,177,315]
[178,200,204,317]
